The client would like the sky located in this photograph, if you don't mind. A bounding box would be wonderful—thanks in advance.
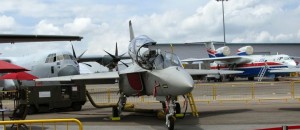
[0,0,300,57]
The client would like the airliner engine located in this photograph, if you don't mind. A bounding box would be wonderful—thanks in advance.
[215,46,231,57]
[237,46,253,56]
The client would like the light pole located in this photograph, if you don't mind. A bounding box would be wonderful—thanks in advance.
[216,0,228,46]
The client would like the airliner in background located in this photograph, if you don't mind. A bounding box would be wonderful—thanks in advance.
[182,42,300,81]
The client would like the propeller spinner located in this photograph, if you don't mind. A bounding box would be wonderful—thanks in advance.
[104,42,129,70]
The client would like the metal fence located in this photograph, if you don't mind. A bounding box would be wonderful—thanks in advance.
[86,81,300,104]
[0,118,82,130]
[2,81,300,108]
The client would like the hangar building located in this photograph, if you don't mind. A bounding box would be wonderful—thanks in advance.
[150,42,300,69]
[153,42,300,61]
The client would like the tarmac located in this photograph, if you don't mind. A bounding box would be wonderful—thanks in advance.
[2,79,300,130]
[14,100,299,130]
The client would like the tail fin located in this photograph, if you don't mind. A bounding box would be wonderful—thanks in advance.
[129,20,135,42]
[205,42,216,58]
[205,42,231,57]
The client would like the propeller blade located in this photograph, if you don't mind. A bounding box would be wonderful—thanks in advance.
[119,53,126,57]
[78,50,87,59]
[71,43,77,58]
[82,62,92,67]
[120,60,129,67]
[115,42,118,57]
[104,50,117,59]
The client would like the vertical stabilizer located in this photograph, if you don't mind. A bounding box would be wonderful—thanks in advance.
[129,20,135,42]
[205,42,216,58]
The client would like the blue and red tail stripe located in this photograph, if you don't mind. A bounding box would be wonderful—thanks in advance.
[207,49,216,58]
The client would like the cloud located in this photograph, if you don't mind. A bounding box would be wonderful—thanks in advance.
[0,15,16,33]
[232,31,300,43]
[63,17,99,35]
[1,0,300,58]
[34,20,62,34]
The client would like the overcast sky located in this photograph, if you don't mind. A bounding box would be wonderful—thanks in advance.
[0,0,300,57]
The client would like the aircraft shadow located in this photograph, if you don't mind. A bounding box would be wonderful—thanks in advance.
[198,109,252,118]
[279,108,300,111]
[5,126,45,130]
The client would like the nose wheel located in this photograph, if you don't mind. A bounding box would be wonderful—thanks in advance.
[166,115,175,130]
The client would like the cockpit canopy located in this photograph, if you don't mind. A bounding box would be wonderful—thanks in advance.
[45,53,76,63]
[128,35,182,70]
[136,48,182,70]
[128,35,156,61]
[153,52,182,70]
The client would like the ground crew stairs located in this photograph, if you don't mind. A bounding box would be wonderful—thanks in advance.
[186,92,198,117]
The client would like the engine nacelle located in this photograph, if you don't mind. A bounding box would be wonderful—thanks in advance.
[215,46,230,57]
[237,46,253,56]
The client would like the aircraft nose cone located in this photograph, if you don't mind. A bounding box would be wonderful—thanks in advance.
[58,65,79,76]
[152,66,194,96]
[170,67,194,94]
[288,61,297,68]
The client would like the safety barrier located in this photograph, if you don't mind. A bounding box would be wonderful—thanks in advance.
[85,81,300,103]
[2,81,299,108]
[0,118,82,130]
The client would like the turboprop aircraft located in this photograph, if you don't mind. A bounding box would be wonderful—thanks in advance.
[183,42,300,81]
[36,21,194,130]
[0,34,84,90]
[0,34,133,90]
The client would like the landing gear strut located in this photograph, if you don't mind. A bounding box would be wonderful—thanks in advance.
[165,96,177,130]
[112,93,127,119]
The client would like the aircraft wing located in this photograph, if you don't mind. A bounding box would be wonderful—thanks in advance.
[35,71,119,84]
[78,55,106,63]
[0,34,82,43]
[185,69,243,76]
[182,56,251,64]
[269,68,300,73]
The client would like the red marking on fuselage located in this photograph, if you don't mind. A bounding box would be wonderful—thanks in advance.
[127,73,143,91]
[210,62,283,69]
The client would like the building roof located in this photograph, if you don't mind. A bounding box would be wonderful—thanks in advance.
[157,42,300,45]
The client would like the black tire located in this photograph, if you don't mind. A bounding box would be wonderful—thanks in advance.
[72,103,82,111]
[28,105,37,115]
[274,77,279,81]
[248,77,254,81]
[167,116,175,130]
[218,78,223,82]
[175,103,181,114]
[112,106,119,117]
[229,76,235,81]
[161,102,167,113]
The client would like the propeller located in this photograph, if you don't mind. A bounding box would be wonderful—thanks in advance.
[104,42,129,70]
[71,43,91,67]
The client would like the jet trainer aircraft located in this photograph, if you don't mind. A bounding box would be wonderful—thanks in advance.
[36,21,194,130]
[183,42,300,81]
